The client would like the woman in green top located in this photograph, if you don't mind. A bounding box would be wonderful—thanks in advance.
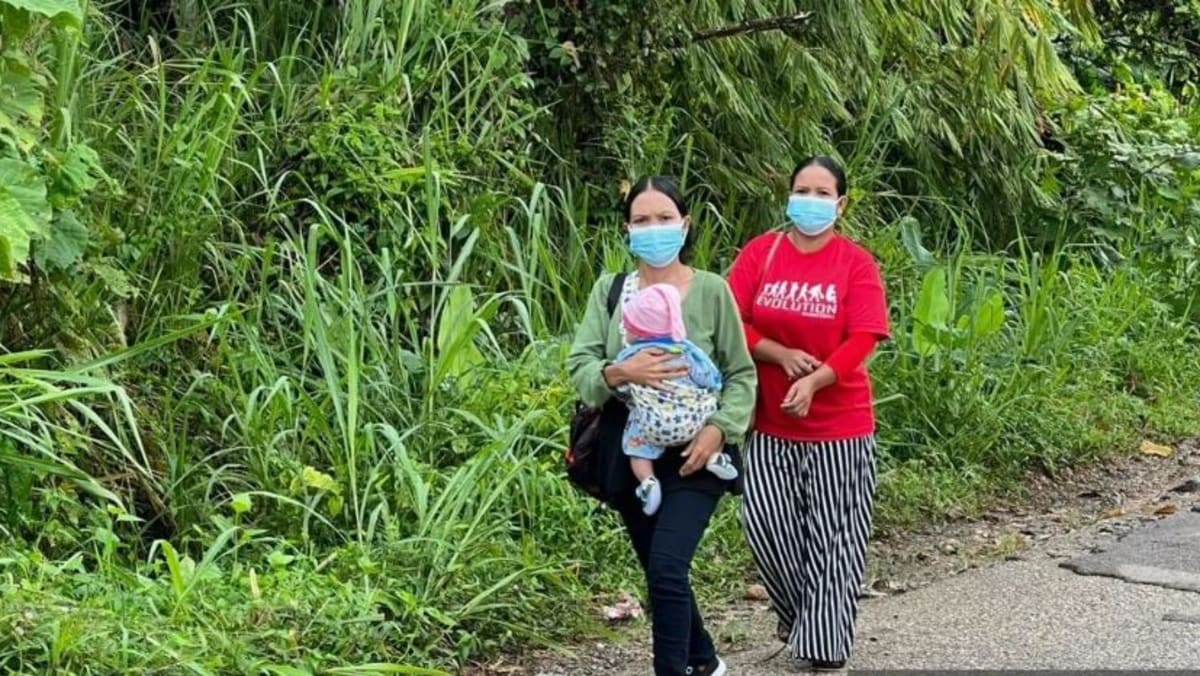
[567,176,757,676]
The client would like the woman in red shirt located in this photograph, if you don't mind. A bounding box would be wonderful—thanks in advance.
[727,156,890,672]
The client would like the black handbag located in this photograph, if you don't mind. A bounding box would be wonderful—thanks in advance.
[564,273,632,505]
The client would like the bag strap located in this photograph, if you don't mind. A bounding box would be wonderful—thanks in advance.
[606,272,628,317]
[757,232,786,293]
[595,273,629,412]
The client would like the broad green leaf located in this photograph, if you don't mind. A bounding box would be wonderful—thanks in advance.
[0,122,38,154]
[899,216,935,269]
[51,143,102,201]
[35,208,88,271]
[158,540,187,598]
[1156,184,1182,201]
[0,0,82,24]
[912,323,944,358]
[970,289,1005,339]
[0,68,44,127]
[913,266,951,329]
[0,68,44,152]
[0,157,51,280]
[301,465,338,493]
[327,493,344,517]
[912,266,952,357]
[231,492,253,515]
[267,550,295,568]
[435,285,484,380]
[0,5,31,39]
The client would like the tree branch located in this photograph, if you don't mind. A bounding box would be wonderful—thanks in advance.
[692,12,814,43]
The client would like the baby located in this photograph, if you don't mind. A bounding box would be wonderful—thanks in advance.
[616,283,738,515]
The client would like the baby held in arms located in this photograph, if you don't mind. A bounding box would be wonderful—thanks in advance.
[615,283,738,515]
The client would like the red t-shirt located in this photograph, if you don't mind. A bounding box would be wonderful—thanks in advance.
[728,232,891,442]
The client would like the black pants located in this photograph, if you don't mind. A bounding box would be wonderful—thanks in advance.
[617,488,721,676]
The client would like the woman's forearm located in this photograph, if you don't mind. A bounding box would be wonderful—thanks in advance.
[751,337,789,365]
[803,364,838,392]
[602,362,628,389]
[822,332,880,380]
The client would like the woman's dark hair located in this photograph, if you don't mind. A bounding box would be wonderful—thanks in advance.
[790,155,848,196]
[623,175,695,262]
[623,175,690,220]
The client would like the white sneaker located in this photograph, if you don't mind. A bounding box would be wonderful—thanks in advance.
[636,476,662,516]
[706,453,739,481]
[686,656,726,676]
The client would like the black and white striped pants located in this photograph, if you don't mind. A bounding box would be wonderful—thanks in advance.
[741,431,877,663]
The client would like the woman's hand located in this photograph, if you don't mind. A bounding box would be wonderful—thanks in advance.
[680,424,725,477]
[781,378,816,417]
[776,348,820,380]
[754,340,819,380]
[607,349,688,389]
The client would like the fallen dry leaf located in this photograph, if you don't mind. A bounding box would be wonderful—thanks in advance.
[600,592,643,622]
[1140,440,1175,458]
[1155,503,1179,516]
[745,584,769,601]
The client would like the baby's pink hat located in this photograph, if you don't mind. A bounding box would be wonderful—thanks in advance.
[623,283,686,342]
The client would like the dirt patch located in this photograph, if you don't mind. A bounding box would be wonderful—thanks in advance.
[866,438,1200,596]
[476,440,1200,676]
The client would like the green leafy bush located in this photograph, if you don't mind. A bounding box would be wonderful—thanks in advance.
[4,0,1200,672]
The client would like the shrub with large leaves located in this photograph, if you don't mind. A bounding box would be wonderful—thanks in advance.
[0,0,103,283]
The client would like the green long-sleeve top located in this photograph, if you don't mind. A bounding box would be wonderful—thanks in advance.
[567,270,758,446]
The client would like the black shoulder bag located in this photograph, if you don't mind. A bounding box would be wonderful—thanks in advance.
[565,273,632,505]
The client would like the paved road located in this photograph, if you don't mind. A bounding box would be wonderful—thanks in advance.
[855,561,1200,670]
[719,512,1200,673]
[528,457,1200,676]
[1063,510,1200,593]
[553,511,1200,676]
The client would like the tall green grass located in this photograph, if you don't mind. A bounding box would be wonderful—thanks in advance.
[867,221,1200,523]
[0,350,149,542]
[3,0,1200,672]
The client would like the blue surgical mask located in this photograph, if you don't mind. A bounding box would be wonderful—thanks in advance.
[628,223,686,268]
[787,194,839,236]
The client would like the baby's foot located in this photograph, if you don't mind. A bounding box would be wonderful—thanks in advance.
[636,476,662,516]
[706,453,739,481]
